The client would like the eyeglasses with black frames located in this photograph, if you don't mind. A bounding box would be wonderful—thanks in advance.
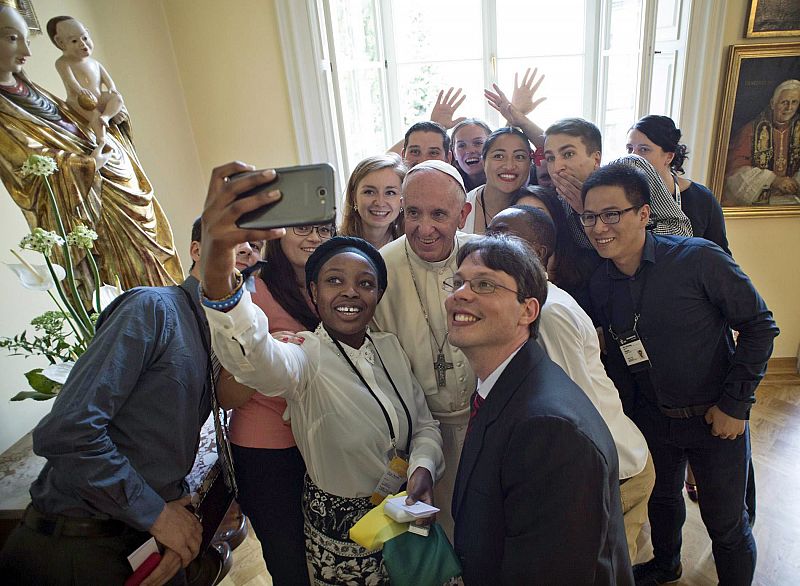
[579,206,640,227]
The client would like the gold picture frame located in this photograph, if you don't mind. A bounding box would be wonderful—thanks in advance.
[746,1,800,38]
[709,42,800,217]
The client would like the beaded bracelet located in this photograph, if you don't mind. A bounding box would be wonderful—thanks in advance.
[200,270,245,311]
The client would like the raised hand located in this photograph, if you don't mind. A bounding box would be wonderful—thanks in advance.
[200,162,285,299]
[551,170,585,213]
[430,87,467,129]
[511,67,546,116]
[485,84,526,127]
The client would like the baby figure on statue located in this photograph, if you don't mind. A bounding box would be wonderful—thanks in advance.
[47,16,124,147]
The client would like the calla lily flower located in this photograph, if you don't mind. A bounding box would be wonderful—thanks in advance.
[6,260,66,291]
[41,361,75,385]
[93,283,124,312]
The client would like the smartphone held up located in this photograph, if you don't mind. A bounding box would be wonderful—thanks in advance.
[234,163,336,230]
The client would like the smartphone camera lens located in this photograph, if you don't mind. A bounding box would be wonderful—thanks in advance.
[318,187,327,197]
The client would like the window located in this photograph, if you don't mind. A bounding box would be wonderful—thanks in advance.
[277,0,691,186]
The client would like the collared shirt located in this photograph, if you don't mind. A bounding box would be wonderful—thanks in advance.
[588,233,779,419]
[373,233,477,421]
[476,345,523,400]
[538,283,648,479]
[205,290,444,498]
[30,277,212,531]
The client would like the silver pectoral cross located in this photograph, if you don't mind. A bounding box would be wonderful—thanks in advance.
[434,350,454,388]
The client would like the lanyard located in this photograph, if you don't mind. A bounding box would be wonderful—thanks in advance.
[479,186,490,231]
[604,261,652,339]
[330,331,413,455]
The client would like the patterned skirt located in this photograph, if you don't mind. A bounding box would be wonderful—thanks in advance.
[302,475,389,586]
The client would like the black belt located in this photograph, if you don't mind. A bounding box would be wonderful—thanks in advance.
[22,504,132,538]
[658,403,714,419]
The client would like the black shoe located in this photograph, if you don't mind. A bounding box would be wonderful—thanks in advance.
[633,559,682,585]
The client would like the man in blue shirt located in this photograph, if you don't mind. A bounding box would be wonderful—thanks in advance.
[0,220,260,585]
[582,164,778,586]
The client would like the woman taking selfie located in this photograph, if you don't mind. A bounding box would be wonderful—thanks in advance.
[201,167,443,584]
[217,222,334,585]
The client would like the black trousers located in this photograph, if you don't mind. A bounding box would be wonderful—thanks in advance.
[232,443,309,586]
[634,399,755,585]
[0,519,186,585]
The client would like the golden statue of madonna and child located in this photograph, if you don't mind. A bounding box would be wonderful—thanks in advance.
[0,2,183,305]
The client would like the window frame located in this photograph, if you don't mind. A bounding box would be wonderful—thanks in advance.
[276,0,692,187]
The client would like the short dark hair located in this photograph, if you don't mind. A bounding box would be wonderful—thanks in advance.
[456,234,548,339]
[545,118,602,155]
[503,205,557,266]
[190,216,202,270]
[581,164,651,208]
[403,121,450,153]
[46,16,74,47]
[481,126,532,161]
[510,185,599,295]
[631,115,689,174]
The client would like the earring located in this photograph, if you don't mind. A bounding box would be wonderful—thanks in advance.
[353,205,358,212]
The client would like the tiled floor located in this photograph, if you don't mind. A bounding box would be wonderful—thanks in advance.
[222,362,800,585]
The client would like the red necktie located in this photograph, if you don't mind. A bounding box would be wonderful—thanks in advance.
[467,391,485,434]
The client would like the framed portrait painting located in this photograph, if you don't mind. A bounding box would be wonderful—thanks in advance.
[709,42,800,217]
[746,1,800,38]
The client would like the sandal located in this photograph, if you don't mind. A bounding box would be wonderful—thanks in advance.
[685,481,698,502]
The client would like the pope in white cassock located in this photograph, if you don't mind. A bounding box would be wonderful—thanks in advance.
[373,159,476,538]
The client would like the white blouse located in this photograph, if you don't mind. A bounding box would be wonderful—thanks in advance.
[462,186,481,234]
[205,290,444,498]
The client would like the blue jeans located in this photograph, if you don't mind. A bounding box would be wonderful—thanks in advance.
[632,399,755,586]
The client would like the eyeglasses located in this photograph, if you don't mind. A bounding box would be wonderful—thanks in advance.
[442,276,520,296]
[292,225,335,239]
[578,206,639,227]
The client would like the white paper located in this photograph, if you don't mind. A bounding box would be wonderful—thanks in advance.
[128,536,159,571]
[386,496,439,518]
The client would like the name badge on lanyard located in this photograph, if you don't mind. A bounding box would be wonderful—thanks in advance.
[617,329,651,372]
[371,449,409,505]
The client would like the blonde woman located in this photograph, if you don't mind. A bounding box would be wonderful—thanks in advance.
[339,153,407,249]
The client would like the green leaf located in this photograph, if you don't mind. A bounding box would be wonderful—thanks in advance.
[24,368,60,394]
[11,390,58,401]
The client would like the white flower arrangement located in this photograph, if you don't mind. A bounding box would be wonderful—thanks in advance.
[2,155,122,401]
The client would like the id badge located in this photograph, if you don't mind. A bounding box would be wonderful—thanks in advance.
[370,454,409,505]
[618,330,651,372]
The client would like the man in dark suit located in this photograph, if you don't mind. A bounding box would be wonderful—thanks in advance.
[445,234,633,585]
